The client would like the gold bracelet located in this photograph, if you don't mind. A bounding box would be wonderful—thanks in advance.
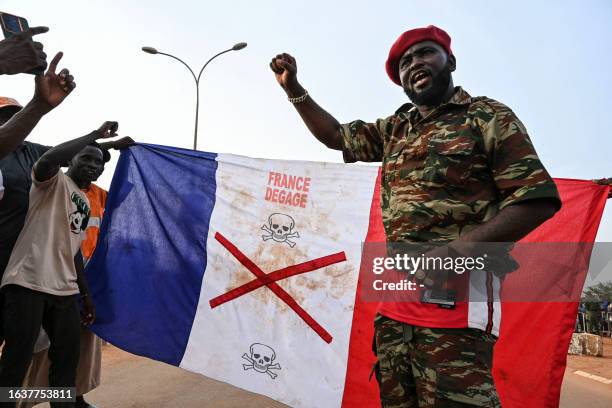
[288,90,309,104]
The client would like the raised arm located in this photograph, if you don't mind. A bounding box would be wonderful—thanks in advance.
[99,136,135,151]
[34,121,118,182]
[270,53,343,151]
[0,52,76,159]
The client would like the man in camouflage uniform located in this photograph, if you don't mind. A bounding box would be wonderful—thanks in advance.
[271,25,561,407]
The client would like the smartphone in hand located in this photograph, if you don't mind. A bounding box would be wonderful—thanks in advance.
[0,11,45,75]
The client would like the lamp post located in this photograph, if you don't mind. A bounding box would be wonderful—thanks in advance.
[142,42,247,150]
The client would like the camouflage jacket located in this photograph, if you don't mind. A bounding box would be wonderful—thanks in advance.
[341,87,561,243]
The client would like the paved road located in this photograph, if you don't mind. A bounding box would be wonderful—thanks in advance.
[38,345,612,407]
[560,370,612,407]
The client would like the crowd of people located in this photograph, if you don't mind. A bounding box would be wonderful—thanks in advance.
[0,25,131,407]
[576,301,612,336]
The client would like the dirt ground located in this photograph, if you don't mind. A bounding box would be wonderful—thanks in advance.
[566,336,612,379]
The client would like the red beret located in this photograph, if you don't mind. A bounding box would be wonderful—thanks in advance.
[385,25,453,86]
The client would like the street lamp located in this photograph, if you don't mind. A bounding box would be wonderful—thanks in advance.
[142,42,248,150]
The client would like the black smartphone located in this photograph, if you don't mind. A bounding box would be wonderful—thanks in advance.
[421,288,457,309]
[0,12,45,75]
[0,11,29,35]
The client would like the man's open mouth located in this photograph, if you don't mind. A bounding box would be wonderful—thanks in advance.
[411,70,431,88]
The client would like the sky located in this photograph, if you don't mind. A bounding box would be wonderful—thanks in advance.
[2,0,611,274]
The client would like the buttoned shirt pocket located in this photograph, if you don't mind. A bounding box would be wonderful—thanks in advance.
[381,138,407,184]
[423,135,476,186]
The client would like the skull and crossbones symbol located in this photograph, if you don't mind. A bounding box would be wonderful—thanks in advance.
[261,213,300,247]
[242,343,281,379]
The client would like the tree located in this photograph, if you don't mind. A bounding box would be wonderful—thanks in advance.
[581,281,612,303]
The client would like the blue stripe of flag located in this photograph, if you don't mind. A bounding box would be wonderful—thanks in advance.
[86,143,217,365]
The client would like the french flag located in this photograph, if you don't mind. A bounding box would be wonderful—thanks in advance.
[86,144,609,408]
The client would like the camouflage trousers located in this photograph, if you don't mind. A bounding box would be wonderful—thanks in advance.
[373,314,501,408]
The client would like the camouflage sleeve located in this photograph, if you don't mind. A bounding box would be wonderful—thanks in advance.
[340,117,390,163]
[471,99,561,211]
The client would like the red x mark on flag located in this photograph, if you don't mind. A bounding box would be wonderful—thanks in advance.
[210,232,347,344]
